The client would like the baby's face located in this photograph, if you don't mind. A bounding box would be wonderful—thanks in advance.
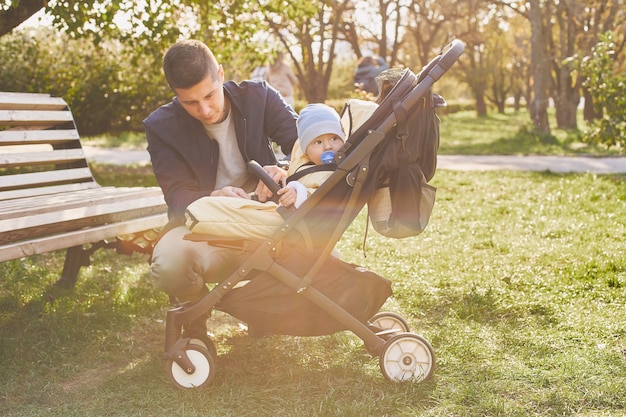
[306,133,344,165]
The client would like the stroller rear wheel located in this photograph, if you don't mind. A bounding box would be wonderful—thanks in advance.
[167,344,216,389]
[379,333,434,383]
[369,311,411,333]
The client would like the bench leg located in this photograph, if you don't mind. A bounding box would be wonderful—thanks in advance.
[56,242,114,288]
[55,246,92,288]
[54,239,150,288]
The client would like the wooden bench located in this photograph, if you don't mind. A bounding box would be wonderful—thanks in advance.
[0,92,168,287]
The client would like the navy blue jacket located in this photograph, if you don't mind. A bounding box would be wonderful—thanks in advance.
[144,80,298,224]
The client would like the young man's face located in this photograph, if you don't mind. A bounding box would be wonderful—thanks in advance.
[175,65,228,125]
[305,133,344,165]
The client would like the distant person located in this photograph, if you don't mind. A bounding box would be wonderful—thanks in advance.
[353,55,389,95]
[264,51,299,108]
[342,68,404,139]
[250,65,267,81]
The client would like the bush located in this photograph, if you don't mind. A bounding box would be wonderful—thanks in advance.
[579,32,626,151]
[0,28,170,135]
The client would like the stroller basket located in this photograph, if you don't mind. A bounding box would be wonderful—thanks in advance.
[163,40,465,389]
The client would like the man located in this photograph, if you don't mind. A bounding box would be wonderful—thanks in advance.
[144,40,297,308]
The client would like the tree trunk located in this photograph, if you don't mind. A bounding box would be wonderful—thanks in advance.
[476,94,488,117]
[554,60,580,129]
[582,87,601,122]
[301,72,328,103]
[513,91,522,112]
[490,76,507,114]
[554,91,579,130]
[529,0,551,133]
[552,0,580,130]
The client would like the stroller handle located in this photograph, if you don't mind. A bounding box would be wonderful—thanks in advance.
[247,160,294,218]
[247,160,282,199]
[416,39,465,85]
[438,39,465,75]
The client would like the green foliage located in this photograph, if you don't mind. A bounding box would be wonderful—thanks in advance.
[578,32,626,151]
[0,23,386,137]
[0,2,343,136]
[184,1,272,77]
[43,0,273,81]
[0,28,170,135]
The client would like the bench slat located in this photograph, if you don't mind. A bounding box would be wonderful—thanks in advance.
[0,109,74,126]
[0,182,99,201]
[0,187,164,218]
[0,168,93,191]
[0,129,79,145]
[0,195,167,244]
[0,187,165,226]
[0,93,67,111]
[0,149,87,168]
[0,205,167,245]
[0,213,168,262]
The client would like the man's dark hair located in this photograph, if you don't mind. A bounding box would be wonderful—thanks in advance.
[163,40,220,90]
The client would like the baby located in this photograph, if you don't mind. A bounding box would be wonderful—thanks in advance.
[277,103,345,208]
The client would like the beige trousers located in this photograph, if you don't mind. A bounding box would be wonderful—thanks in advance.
[150,226,241,302]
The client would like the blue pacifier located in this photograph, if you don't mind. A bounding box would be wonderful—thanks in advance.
[321,151,335,165]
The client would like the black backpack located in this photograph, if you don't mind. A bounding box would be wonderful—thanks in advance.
[342,68,445,238]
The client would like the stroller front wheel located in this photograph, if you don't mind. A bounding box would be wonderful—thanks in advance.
[379,333,434,383]
[188,336,218,359]
[167,344,216,389]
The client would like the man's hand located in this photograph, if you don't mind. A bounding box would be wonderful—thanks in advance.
[255,165,287,202]
[210,186,250,198]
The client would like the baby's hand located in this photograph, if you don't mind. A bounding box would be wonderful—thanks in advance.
[277,186,297,207]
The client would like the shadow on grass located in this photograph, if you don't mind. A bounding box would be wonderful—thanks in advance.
[0,254,439,416]
[197,329,438,415]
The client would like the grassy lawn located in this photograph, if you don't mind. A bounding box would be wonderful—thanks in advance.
[437,110,621,156]
[1,166,625,416]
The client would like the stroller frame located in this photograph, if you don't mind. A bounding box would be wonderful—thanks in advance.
[163,40,464,389]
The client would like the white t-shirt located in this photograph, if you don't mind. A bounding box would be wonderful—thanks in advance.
[203,110,257,192]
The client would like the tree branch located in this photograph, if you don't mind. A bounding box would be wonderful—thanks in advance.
[0,0,47,37]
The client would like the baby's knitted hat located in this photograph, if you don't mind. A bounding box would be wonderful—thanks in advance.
[297,103,345,152]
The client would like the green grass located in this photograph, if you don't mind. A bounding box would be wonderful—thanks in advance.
[438,110,622,156]
[1,166,625,416]
[82,131,148,150]
[90,163,158,187]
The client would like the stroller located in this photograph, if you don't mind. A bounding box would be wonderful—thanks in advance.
[163,40,464,389]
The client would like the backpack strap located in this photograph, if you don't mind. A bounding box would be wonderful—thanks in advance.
[392,98,409,143]
[339,101,355,137]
